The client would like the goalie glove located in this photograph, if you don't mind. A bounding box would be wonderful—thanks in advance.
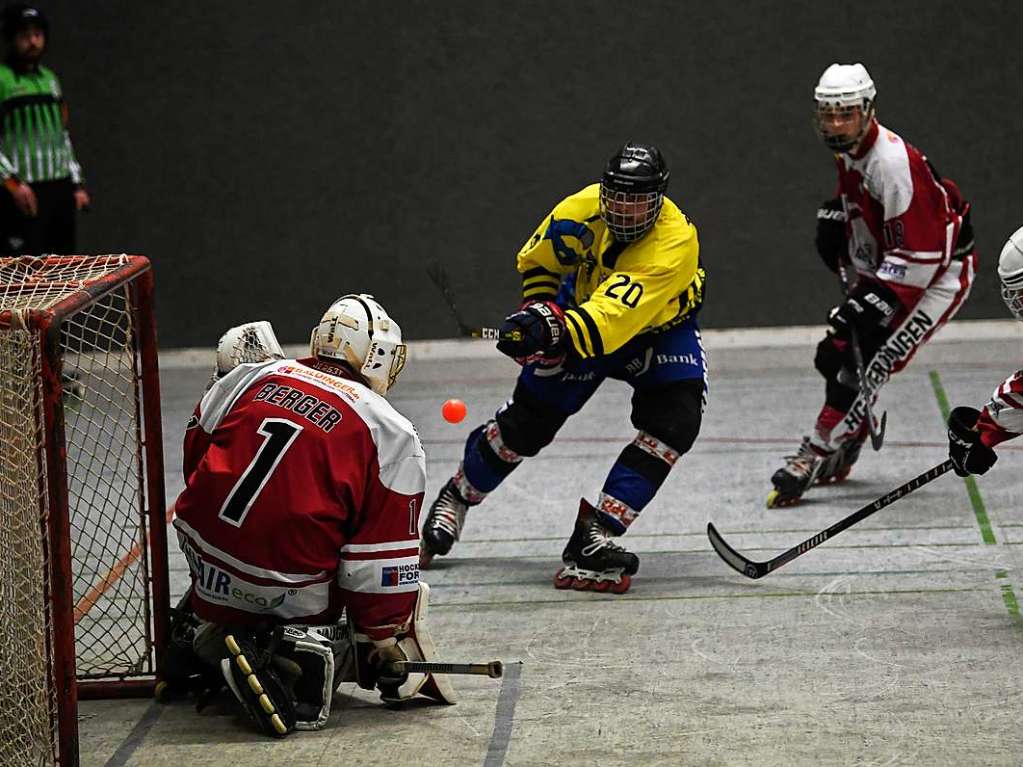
[495,300,567,367]
[211,320,285,385]
[947,406,998,477]
[351,582,456,706]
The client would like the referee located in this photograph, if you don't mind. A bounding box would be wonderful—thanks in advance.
[0,4,90,256]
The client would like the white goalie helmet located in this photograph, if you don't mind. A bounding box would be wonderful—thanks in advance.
[998,226,1023,321]
[310,294,407,395]
[813,62,876,152]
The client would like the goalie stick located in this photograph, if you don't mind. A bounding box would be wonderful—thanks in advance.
[708,459,954,579]
[385,660,504,678]
[426,262,520,342]
[838,260,887,451]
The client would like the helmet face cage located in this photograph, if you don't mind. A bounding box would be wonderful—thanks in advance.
[814,99,873,152]
[599,187,663,243]
[1001,281,1023,322]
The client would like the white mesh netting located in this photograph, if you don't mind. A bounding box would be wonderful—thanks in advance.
[0,255,157,767]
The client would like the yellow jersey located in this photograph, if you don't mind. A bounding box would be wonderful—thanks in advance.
[516,183,704,358]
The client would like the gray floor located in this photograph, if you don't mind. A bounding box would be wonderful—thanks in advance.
[79,333,1023,766]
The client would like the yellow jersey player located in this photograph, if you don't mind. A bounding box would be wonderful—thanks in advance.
[421,143,707,594]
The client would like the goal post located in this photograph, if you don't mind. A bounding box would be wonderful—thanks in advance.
[0,254,169,767]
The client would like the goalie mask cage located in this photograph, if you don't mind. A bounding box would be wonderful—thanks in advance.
[0,255,169,767]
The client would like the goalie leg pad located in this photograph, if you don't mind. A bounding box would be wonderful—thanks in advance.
[220,627,297,738]
[275,624,349,731]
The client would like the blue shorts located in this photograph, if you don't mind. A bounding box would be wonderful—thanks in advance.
[518,315,708,415]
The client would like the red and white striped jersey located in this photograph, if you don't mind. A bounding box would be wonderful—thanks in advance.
[172,357,425,640]
[977,369,1023,448]
[837,121,968,317]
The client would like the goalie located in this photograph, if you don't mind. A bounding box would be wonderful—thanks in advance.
[166,295,455,739]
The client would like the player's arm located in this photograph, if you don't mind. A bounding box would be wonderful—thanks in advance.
[515,196,597,302]
[338,429,425,639]
[946,370,1023,476]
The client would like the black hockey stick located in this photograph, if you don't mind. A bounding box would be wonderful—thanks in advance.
[385,660,504,678]
[837,261,887,450]
[707,459,954,579]
[425,262,520,342]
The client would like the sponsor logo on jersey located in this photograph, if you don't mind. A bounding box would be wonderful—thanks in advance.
[381,562,419,587]
[877,261,907,281]
[182,541,287,611]
[655,352,700,367]
[842,308,935,432]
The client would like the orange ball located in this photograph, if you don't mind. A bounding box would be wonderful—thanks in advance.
[442,398,467,423]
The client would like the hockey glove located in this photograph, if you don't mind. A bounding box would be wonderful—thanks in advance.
[947,406,998,477]
[496,300,567,366]
[827,281,900,340]
[815,197,847,274]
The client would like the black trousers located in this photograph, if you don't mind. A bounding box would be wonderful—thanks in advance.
[0,176,77,255]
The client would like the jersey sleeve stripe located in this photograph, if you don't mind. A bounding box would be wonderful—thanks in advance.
[522,265,560,279]
[340,540,419,554]
[569,306,604,357]
[563,310,594,358]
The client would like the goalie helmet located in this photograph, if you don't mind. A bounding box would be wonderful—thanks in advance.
[813,63,876,152]
[310,294,407,395]
[599,142,670,243]
[998,226,1023,322]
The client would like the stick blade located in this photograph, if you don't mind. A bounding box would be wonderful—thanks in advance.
[869,410,888,451]
[706,522,767,580]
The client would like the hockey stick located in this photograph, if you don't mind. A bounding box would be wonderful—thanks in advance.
[837,261,887,450]
[385,660,504,678]
[425,262,520,342]
[707,459,954,579]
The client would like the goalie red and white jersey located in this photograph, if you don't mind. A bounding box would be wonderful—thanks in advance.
[977,369,1023,448]
[837,121,973,315]
[173,357,425,639]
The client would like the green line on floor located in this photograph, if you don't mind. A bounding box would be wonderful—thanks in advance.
[929,370,996,544]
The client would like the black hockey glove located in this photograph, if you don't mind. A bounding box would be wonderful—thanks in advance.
[496,300,567,366]
[827,281,900,340]
[947,406,998,477]
[815,198,847,274]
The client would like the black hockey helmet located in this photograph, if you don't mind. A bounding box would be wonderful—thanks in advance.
[600,142,670,243]
[2,3,48,41]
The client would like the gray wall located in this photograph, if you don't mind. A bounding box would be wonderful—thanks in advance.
[44,1,1020,348]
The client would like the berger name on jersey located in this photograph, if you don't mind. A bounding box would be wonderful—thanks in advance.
[252,382,343,432]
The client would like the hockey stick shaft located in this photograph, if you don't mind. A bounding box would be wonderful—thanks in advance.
[837,261,887,450]
[707,459,954,579]
[425,262,519,342]
[386,660,504,678]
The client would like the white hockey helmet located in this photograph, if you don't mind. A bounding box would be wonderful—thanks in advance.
[309,294,407,395]
[998,226,1023,321]
[813,63,876,152]
[216,321,285,376]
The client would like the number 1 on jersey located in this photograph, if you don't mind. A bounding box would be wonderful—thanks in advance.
[219,418,303,527]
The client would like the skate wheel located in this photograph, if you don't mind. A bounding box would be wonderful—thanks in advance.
[553,574,574,590]
[609,575,631,594]
[766,489,800,509]
[570,577,590,591]
[154,680,170,702]
[591,579,613,593]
